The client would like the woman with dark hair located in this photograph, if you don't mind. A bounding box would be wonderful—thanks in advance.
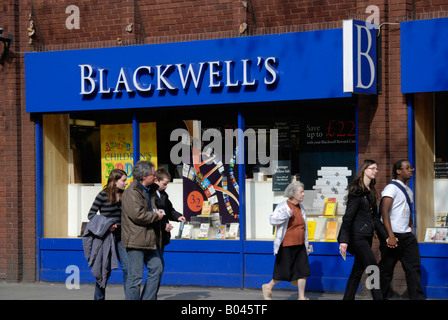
[87,169,129,300]
[337,160,389,300]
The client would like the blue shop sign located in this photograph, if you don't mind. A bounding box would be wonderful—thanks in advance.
[343,19,377,94]
[401,17,448,93]
[25,20,376,113]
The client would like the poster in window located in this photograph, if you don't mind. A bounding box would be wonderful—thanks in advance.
[100,122,157,187]
[181,120,240,225]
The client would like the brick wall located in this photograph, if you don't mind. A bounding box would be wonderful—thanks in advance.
[0,0,36,282]
[1,0,446,295]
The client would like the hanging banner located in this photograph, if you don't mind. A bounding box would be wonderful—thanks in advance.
[100,122,157,186]
[343,19,377,94]
[401,17,448,93]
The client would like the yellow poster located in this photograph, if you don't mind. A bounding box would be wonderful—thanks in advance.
[100,122,157,187]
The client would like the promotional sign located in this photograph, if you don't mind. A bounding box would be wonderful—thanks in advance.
[25,28,352,113]
[272,160,291,192]
[101,122,157,186]
[343,19,377,94]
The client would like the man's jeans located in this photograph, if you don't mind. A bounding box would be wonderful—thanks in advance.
[125,247,164,300]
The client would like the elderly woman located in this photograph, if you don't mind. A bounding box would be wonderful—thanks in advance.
[262,181,311,300]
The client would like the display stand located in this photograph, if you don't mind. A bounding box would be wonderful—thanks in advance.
[310,166,351,215]
[308,215,342,242]
[190,213,221,239]
[307,166,351,241]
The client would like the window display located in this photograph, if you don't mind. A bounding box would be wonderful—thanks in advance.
[244,101,356,240]
[421,91,448,243]
[42,101,356,240]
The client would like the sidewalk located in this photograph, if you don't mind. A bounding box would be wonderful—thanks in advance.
[0,281,354,300]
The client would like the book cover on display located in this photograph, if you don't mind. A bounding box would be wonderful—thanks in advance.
[216,224,226,239]
[181,224,192,239]
[436,213,447,227]
[197,223,209,239]
[435,228,448,243]
[325,221,338,241]
[228,223,239,238]
[307,220,316,240]
[176,220,185,239]
[323,197,337,217]
[201,201,211,216]
[424,228,436,242]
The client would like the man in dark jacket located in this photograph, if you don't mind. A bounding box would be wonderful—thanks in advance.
[121,160,164,300]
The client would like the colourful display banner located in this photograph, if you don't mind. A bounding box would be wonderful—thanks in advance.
[181,120,239,225]
[101,122,157,186]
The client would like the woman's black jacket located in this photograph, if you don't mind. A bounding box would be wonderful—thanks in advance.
[337,188,388,245]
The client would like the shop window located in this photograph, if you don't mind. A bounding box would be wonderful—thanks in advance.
[42,103,357,241]
[43,114,70,237]
[42,108,242,239]
[243,101,357,240]
[415,92,448,243]
[142,109,241,241]
[43,111,141,237]
[70,118,101,183]
[429,92,448,243]
[435,92,448,164]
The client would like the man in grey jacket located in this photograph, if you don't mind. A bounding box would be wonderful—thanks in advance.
[121,160,164,300]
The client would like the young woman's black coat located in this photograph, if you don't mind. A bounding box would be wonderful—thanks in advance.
[337,188,388,251]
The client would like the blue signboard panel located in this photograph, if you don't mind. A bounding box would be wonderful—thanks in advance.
[343,20,377,94]
[401,17,448,93]
[25,29,352,113]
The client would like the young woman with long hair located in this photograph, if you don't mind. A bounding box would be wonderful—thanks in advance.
[87,169,129,300]
[337,160,389,300]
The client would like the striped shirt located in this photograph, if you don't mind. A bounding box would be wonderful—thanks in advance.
[88,190,122,225]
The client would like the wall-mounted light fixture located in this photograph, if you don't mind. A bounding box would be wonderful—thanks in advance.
[0,28,12,66]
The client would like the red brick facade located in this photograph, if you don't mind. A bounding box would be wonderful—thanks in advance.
[1,0,447,295]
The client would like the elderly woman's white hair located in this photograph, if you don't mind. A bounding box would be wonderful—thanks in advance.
[283,181,305,199]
